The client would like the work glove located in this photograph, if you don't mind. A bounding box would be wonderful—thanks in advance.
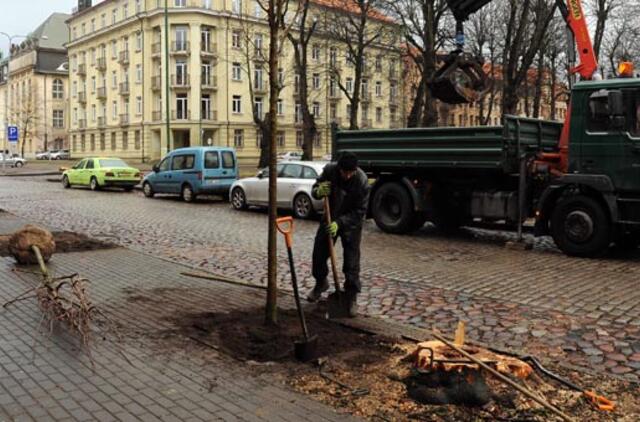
[326,221,339,237]
[315,181,331,198]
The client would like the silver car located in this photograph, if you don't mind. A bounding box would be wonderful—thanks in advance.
[0,154,26,168]
[230,161,327,219]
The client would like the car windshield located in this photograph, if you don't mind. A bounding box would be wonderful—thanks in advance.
[99,159,129,168]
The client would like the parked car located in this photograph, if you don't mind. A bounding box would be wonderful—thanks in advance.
[230,161,328,219]
[142,147,238,202]
[50,149,70,160]
[278,151,303,161]
[36,151,52,160]
[0,153,26,168]
[62,157,141,191]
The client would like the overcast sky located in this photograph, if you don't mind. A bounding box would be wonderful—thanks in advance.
[0,0,99,58]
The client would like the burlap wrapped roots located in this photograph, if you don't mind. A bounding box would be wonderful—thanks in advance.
[8,225,56,265]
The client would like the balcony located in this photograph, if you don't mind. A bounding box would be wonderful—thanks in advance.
[172,110,191,120]
[360,91,372,103]
[152,110,162,122]
[119,82,130,96]
[201,42,217,56]
[151,42,161,58]
[253,82,267,95]
[253,50,266,62]
[97,116,106,128]
[389,95,399,105]
[96,57,107,71]
[360,119,372,128]
[328,91,341,101]
[171,41,190,55]
[97,87,107,100]
[77,63,86,76]
[201,75,217,90]
[118,50,130,65]
[78,119,87,129]
[78,92,87,103]
[119,114,130,126]
[171,74,190,89]
[389,69,399,81]
[151,76,162,91]
[202,110,218,121]
[362,65,372,77]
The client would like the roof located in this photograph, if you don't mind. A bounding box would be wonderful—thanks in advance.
[572,77,640,91]
[311,0,395,24]
[29,13,71,51]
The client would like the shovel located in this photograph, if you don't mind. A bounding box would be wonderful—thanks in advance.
[276,217,318,362]
[324,197,351,319]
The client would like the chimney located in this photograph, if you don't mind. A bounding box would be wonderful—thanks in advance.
[78,0,92,12]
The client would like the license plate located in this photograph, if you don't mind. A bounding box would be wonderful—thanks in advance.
[207,179,218,185]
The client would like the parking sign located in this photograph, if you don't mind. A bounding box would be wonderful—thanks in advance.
[7,126,18,143]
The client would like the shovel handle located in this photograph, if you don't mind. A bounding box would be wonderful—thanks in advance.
[323,197,341,292]
[276,217,294,248]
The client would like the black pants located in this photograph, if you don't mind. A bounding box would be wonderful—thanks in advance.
[312,224,362,293]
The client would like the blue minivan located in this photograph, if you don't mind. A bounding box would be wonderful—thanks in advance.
[142,147,238,202]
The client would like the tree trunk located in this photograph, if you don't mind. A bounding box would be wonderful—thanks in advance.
[421,0,438,127]
[407,76,426,128]
[532,52,544,119]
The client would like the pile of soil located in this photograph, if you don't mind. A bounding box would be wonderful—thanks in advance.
[0,231,116,257]
[136,298,639,421]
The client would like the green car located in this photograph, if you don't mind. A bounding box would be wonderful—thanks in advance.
[62,157,141,191]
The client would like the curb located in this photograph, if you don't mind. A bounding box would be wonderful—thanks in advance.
[1,171,61,177]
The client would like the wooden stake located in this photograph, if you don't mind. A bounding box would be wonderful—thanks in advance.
[431,330,575,422]
[454,321,465,347]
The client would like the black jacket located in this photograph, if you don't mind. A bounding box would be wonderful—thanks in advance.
[312,163,370,231]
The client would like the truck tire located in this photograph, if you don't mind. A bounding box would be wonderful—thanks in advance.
[551,195,611,257]
[371,182,416,234]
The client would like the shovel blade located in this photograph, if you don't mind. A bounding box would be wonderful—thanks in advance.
[327,291,351,319]
[294,335,318,362]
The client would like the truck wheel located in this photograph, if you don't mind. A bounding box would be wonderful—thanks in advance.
[551,195,611,257]
[371,182,416,234]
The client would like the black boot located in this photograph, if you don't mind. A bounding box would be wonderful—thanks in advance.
[307,279,329,302]
[345,290,358,318]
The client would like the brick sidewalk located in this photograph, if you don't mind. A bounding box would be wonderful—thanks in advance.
[0,247,357,422]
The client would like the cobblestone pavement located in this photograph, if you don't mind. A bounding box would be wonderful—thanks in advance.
[1,177,640,382]
[0,246,356,422]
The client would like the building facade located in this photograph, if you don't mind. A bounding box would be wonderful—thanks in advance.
[0,13,70,157]
[66,0,403,167]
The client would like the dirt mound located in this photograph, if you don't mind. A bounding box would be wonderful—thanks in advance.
[0,231,116,258]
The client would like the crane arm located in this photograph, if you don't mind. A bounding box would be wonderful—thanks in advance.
[555,0,598,80]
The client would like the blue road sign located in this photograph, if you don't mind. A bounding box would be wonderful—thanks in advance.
[7,126,18,143]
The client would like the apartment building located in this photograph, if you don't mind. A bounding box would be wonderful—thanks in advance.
[66,0,403,166]
[0,13,70,157]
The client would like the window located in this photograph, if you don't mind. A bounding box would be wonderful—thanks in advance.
[72,135,77,151]
[375,55,382,71]
[281,164,302,178]
[100,133,106,151]
[53,110,64,128]
[111,132,117,150]
[201,27,212,51]
[232,63,242,81]
[346,78,353,93]
[587,90,611,132]
[73,108,78,124]
[254,34,263,56]
[123,3,128,18]
[176,94,188,119]
[91,76,96,93]
[175,0,187,6]
[136,32,143,51]
[136,96,142,115]
[314,132,321,148]
[222,151,235,168]
[277,131,285,147]
[172,154,195,170]
[205,151,219,168]
[256,130,263,148]
[254,97,264,119]
[232,30,241,48]
[81,23,86,36]
[158,156,170,171]
[329,47,337,66]
[278,68,284,87]
[52,79,64,99]
[101,14,106,28]
[136,64,143,83]
[112,71,118,89]
[312,44,321,61]
[112,101,118,119]
[232,0,241,14]
[111,40,118,58]
[136,0,143,13]
[376,107,382,123]
[112,8,118,25]
[347,104,352,117]
[294,74,300,93]
[90,134,95,151]
[202,61,212,85]
[312,73,320,90]
[92,105,97,122]
[232,95,242,114]
[254,0,262,17]
[175,26,188,50]
[302,165,318,179]
[330,103,337,119]
[122,131,129,150]
[375,81,382,97]
[201,94,211,119]
[296,131,303,148]
[295,103,302,123]
[81,135,86,151]
[277,99,284,115]
[254,67,264,90]
[86,158,94,169]
[233,129,244,148]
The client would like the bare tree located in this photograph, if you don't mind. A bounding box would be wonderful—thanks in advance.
[323,0,398,129]
[600,2,640,76]
[11,84,39,157]
[288,0,318,160]
[588,0,621,61]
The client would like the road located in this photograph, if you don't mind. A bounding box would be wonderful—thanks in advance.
[1,176,640,380]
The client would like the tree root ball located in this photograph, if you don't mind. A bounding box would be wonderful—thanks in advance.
[8,225,56,265]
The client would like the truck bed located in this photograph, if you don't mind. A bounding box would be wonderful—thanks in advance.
[333,115,563,174]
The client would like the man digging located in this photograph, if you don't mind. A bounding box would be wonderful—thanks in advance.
[307,152,370,317]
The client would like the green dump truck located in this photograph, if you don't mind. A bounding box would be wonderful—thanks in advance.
[333,78,640,257]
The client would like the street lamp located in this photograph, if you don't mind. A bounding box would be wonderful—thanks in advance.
[0,32,48,169]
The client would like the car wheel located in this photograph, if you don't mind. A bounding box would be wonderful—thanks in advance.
[90,177,100,191]
[551,195,611,257]
[293,193,314,219]
[231,187,248,210]
[181,184,196,203]
[62,175,71,189]
[15,161,23,168]
[143,182,154,198]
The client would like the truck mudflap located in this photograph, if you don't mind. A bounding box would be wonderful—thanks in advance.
[534,174,619,236]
